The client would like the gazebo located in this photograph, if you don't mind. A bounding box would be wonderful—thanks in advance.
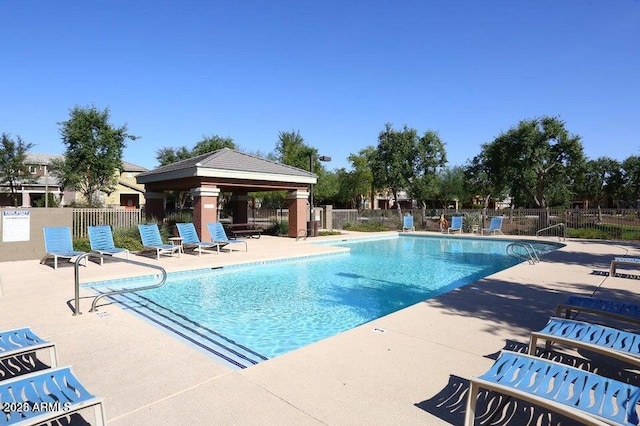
[136,148,316,238]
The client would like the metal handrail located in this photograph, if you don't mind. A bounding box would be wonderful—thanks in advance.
[506,242,540,265]
[73,253,167,315]
[536,222,566,241]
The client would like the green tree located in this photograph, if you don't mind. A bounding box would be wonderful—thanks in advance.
[52,106,138,206]
[408,130,447,213]
[274,130,334,203]
[274,130,316,170]
[622,155,640,207]
[156,135,237,167]
[481,116,585,209]
[464,152,507,210]
[433,166,467,209]
[156,146,192,167]
[342,148,375,209]
[577,157,623,208]
[372,124,446,217]
[192,135,236,156]
[0,133,35,206]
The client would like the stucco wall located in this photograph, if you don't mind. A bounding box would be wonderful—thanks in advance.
[0,208,73,262]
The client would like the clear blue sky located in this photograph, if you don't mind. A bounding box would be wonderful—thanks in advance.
[1,0,638,171]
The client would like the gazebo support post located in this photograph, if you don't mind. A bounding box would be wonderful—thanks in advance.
[191,186,220,241]
[231,193,249,224]
[287,190,309,238]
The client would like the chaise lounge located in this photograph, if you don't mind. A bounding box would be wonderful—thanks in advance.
[465,351,640,425]
[0,327,58,367]
[610,257,640,277]
[402,215,415,232]
[138,224,181,259]
[207,222,248,252]
[448,216,463,234]
[0,366,107,425]
[529,316,640,368]
[482,217,504,236]
[556,295,640,326]
[88,225,129,265]
[176,222,224,256]
[41,226,86,270]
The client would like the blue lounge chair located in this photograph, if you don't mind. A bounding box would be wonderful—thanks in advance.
[138,224,181,259]
[448,216,463,234]
[465,351,640,426]
[41,226,86,270]
[402,214,415,232]
[611,257,640,277]
[556,295,640,326]
[481,217,504,236]
[0,327,58,367]
[529,317,640,368]
[0,366,106,425]
[207,222,247,252]
[176,222,225,256]
[88,225,129,265]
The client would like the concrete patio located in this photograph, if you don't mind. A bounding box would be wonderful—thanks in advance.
[1,232,640,425]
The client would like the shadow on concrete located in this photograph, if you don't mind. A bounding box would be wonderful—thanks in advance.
[415,339,640,425]
[0,353,51,381]
[423,261,640,341]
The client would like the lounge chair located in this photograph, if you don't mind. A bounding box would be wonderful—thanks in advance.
[207,222,247,252]
[482,217,504,236]
[529,317,640,368]
[556,295,640,326]
[0,366,106,425]
[447,216,463,234]
[176,222,224,256]
[0,327,58,367]
[402,215,415,232]
[610,257,640,277]
[465,351,640,426]
[88,225,129,265]
[41,226,86,270]
[137,224,181,259]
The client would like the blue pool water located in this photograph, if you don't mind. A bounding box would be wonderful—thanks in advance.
[89,235,560,367]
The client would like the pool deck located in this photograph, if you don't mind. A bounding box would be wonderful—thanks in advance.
[2,232,640,425]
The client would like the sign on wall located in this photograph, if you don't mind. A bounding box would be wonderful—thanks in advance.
[2,210,30,242]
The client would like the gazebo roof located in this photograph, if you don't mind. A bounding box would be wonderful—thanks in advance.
[137,148,316,186]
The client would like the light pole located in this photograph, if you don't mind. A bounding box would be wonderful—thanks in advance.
[309,154,331,236]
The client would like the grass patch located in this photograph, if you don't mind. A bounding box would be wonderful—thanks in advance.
[343,221,390,232]
[318,230,342,236]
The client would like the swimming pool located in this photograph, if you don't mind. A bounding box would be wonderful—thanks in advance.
[89,235,561,368]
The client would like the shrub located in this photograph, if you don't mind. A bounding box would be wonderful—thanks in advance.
[266,220,289,236]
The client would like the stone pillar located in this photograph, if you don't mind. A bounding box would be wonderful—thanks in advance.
[287,190,309,238]
[144,192,165,220]
[191,186,220,241]
[231,193,249,224]
[324,205,333,230]
[21,190,30,207]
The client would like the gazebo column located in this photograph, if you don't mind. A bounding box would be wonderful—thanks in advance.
[231,193,249,224]
[287,190,309,238]
[144,192,165,220]
[191,186,220,241]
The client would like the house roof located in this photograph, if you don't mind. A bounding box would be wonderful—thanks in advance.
[25,154,148,172]
[137,148,315,185]
[26,153,63,164]
[121,161,148,172]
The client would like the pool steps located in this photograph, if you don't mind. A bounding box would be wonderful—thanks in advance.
[98,289,268,369]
